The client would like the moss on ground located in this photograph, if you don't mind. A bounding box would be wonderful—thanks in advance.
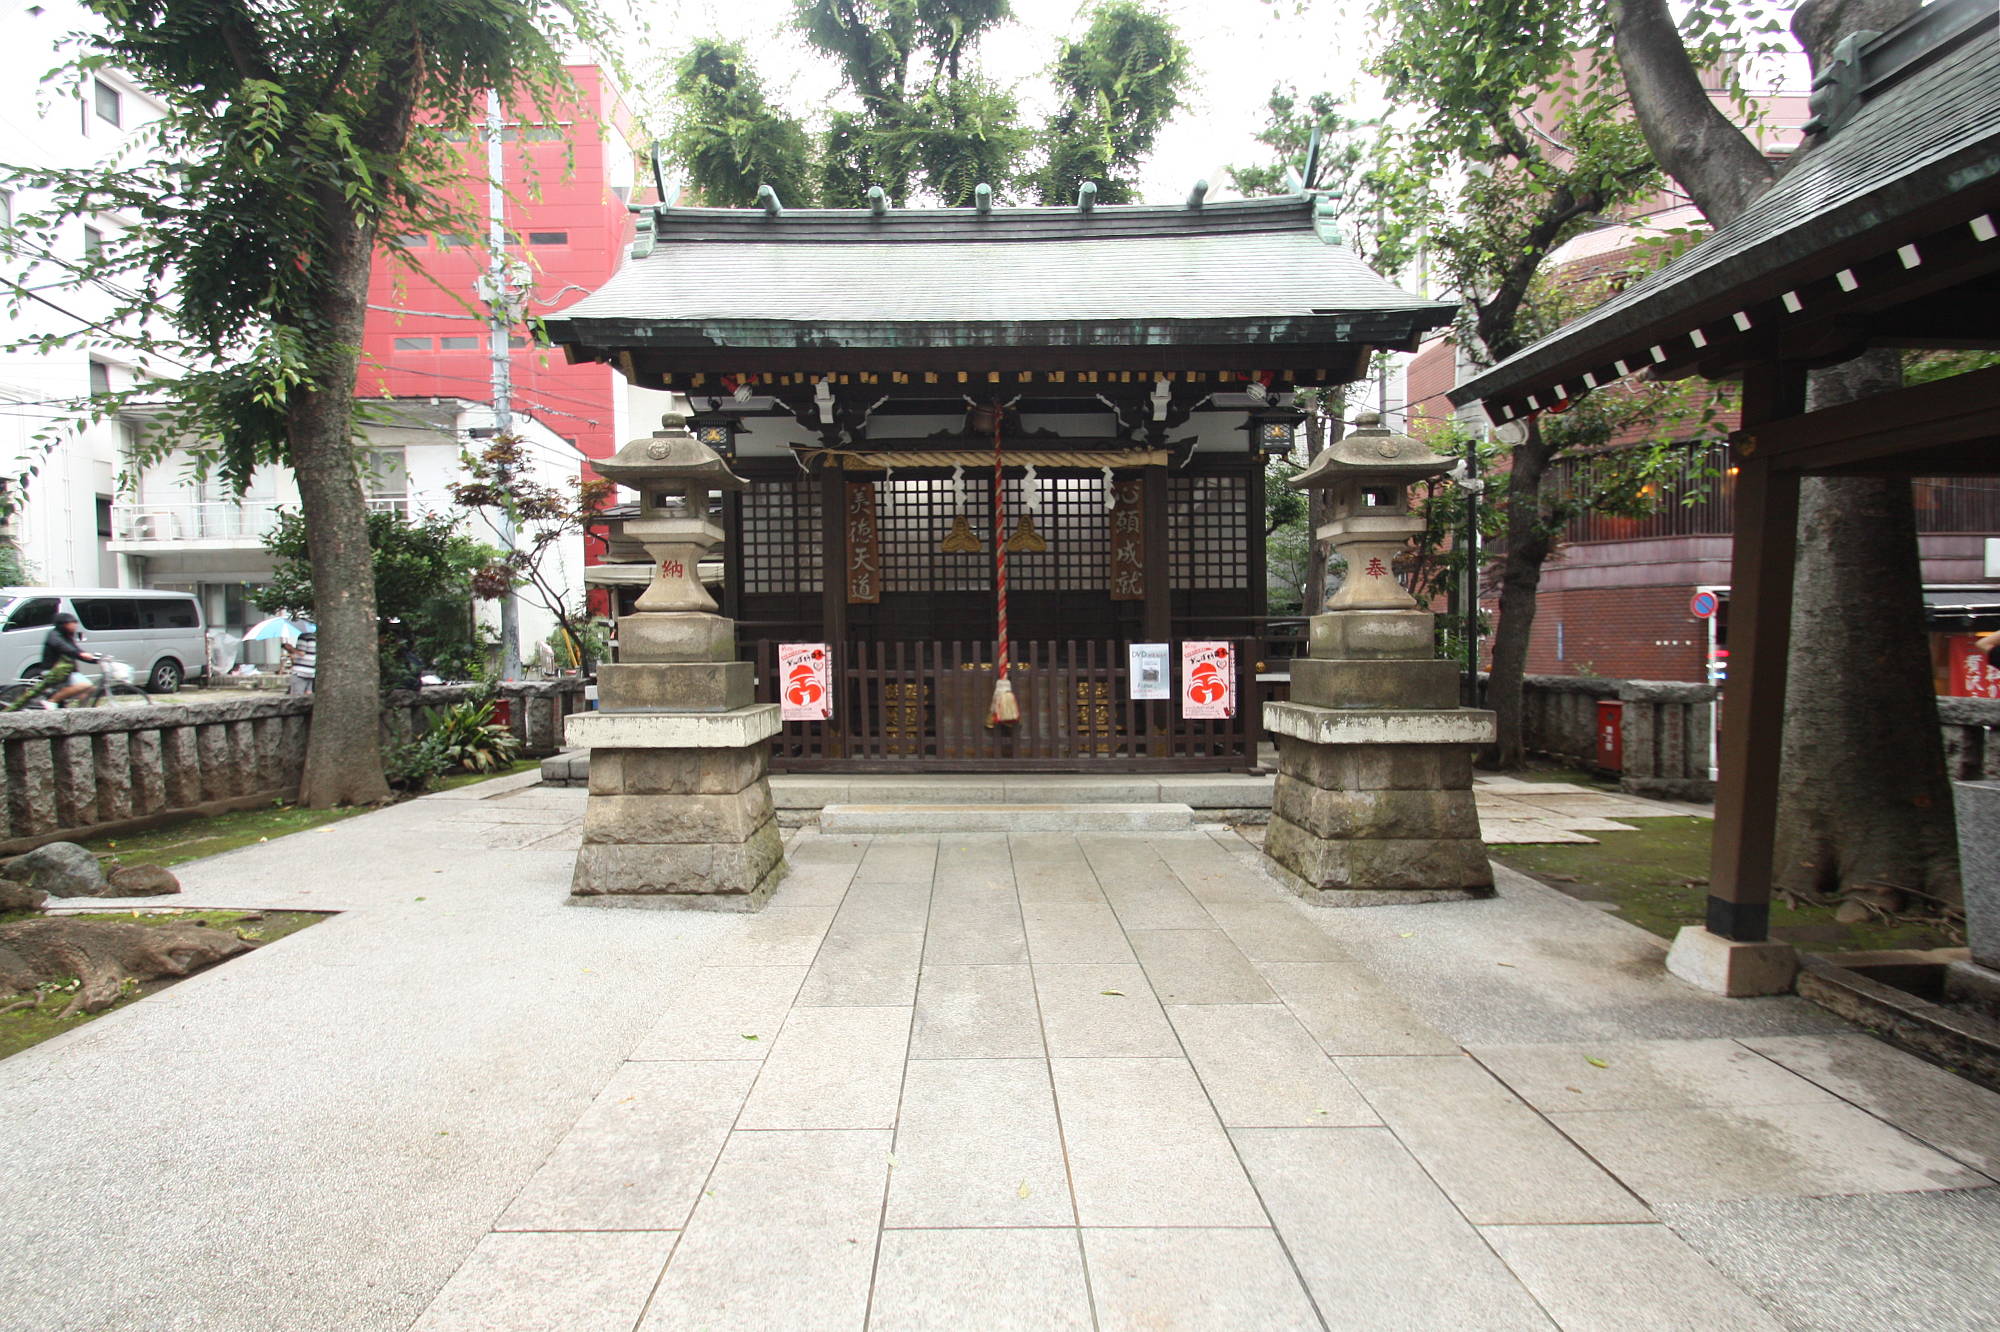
[77,805,366,870]
[0,909,326,1060]
[1491,817,1961,954]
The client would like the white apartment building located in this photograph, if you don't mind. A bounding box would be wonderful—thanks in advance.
[0,0,167,589]
[111,397,588,668]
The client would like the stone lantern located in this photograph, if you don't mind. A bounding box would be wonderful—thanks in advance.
[1260,411,1496,904]
[564,411,787,909]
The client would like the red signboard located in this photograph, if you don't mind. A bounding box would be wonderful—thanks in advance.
[1945,634,2000,700]
[779,643,833,720]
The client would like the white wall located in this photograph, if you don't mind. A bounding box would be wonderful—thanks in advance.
[0,0,168,588]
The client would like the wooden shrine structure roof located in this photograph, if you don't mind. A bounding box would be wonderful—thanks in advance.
[1451,0,2000,445]
[1447,0,2000,954]
[542,194,1455,388]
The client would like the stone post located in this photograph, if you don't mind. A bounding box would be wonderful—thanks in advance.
[566,412,787,909]
[1261,413,1496,905]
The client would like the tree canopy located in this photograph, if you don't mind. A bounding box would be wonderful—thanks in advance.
[665,0,1191,208]
[1,0,605,805]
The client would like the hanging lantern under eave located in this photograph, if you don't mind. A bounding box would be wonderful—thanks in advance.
[685,406,749,460]
[1242,403,1309,458]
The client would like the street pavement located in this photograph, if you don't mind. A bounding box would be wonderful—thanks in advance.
[1,773,1994,1331]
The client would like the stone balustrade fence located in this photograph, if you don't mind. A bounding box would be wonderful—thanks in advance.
[1936,696,2000,782]
[1513,675,1717,801]
[0,678,586,853]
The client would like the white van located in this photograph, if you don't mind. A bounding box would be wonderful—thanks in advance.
[0,588,207,692]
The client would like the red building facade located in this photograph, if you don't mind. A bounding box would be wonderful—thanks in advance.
[357,66,636,471]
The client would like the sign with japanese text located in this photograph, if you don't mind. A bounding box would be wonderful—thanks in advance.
[1180,640,1236,719]
[779,643,833,720]
[846,482,881,604]
[1944,634,2000,700]
[1108,478,1144,601]
[1129,642,1170,700]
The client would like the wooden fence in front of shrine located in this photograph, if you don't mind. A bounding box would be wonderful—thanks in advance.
[751,639,1259,772]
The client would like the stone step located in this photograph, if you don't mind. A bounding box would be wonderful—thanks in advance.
[819,803,1196,833]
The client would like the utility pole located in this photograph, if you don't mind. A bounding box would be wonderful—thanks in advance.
[485,87,522,680]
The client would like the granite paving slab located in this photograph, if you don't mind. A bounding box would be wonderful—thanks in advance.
[34,801,1992,1332]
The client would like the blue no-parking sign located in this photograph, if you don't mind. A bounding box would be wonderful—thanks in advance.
[1690,591,1719,619]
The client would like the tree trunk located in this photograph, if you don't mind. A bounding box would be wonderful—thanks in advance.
[1773,351,1961,908]
[290,207,390,808]
[1484,421,1555,768]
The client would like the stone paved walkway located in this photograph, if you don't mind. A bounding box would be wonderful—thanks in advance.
[401,801,2000,1332]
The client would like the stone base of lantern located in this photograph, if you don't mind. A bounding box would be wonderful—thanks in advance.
[565,705,787,910]
[1260,704,1496,906]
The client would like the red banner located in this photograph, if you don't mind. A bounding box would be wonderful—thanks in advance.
[779,643,832,720]
[1945,634,2000,699]
[1180,640,1236,719]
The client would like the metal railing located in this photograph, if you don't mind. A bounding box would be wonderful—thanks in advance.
[112,495,410,543]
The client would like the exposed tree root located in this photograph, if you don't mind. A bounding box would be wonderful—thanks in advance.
[0,919,253,1018]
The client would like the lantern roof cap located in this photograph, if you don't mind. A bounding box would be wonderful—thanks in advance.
[595,412,748,490]
[1289,411,1454,489]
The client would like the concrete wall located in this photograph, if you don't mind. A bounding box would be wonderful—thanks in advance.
[0,679,586,851]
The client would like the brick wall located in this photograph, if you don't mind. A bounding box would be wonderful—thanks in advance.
[1524,584,1710,682]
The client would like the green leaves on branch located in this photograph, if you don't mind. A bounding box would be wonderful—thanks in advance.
[667,0,1190,209]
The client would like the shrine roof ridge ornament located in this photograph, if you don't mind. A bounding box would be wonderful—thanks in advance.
[625,192,1340,246]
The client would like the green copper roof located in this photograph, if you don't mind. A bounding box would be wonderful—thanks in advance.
[543,195,1453,363]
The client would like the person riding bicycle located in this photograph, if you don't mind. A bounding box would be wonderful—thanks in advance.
[37,612,101,707]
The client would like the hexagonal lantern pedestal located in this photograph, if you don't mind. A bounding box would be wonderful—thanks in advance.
[1261,414,1496,905]
[566,414,787,909]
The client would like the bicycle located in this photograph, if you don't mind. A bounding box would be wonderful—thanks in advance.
[0,655,153,710]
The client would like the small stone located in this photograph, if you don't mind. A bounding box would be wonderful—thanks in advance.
[0,842,110,898]
[108,864,182,897]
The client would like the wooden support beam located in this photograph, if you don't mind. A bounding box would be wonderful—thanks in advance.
[1740,362,2000,473]
[1706,361,1808,941]
[1143,468,1171,644]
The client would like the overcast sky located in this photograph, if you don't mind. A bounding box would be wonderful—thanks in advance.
[642,0,1385,205]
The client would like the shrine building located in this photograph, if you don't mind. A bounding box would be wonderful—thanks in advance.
[543,189,1453,771]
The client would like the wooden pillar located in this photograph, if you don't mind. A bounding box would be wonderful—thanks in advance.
[818,465,848,649]
[720,488,743,622]
[1706,361,1808,941]
[1246,453,1268,630]
[1143,467,1171,643]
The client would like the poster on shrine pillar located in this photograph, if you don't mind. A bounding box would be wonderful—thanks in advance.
[1129,643,1170,699]
[779,643,833,720]
[1180,641,1236,719]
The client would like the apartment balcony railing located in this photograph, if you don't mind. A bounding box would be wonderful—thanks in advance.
[110,495,410,545]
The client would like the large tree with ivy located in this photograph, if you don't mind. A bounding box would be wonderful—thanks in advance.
[0,0,600,806]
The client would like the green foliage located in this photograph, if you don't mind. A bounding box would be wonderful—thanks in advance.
[0,0,606,494]
[0,544,35,588]
[382,731,452,793]
[1032,1,1191,205]
[425,696,524,773]
[665,0,1190,208]
[262,507,492,682]
[670,39,818,207]
[450,435,612,672]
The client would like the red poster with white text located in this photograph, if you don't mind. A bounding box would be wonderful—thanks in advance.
[1180,641,1236,720]
[779,643,832,720]
[1946,634,2000,700]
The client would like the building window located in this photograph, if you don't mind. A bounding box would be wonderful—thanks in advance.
[527,231,569,246]
[88,359,112,396]
[389,234,429,248]
[438,234,474,249]
[391,336,433,351]
[93,78,121,126]
[83,226,102,256]
[440,335,480,350]
[0,191,12,228]
[508,336,530,348]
